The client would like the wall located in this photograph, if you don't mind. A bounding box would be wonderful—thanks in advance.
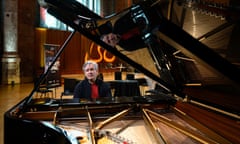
[2,0,133,83]
[34,29,119,77]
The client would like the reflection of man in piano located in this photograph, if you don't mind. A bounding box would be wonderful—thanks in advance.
[100,31,146,51]
[98,7,148,51]
[73,60,112,101]
[100,33,120,48]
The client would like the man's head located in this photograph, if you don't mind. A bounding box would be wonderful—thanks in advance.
[100,33,121,47]
[82,60,99,83]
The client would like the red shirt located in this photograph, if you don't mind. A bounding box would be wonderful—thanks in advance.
[91,83,99,99]
[121,27,140,40]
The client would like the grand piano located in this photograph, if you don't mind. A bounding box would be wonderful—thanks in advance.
[4,0,240,143]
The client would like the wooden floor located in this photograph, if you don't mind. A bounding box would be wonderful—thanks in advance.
[0,78,69,144]
[0,83,35,144]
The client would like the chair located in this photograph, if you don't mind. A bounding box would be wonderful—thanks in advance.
[34,71,62,98]
[60,78,78,99]
[126,73,134,80]
[35,83,54,98]
[114,71,122,80]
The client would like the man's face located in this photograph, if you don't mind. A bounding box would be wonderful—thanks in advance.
[84,64,98,82]
[101,33,120,47]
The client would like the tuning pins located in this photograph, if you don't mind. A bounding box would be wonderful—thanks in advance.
[180,0,228,20]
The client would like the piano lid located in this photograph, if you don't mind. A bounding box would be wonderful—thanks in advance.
[39,0,240,113]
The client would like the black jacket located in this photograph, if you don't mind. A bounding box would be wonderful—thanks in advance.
[73,78,112,101]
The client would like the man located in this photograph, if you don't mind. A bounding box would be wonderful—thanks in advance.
[73,60,112,101]
[98,6,148,51]
[100,31,146,51]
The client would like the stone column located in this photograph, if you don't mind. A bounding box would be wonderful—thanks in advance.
[1,0,20,84]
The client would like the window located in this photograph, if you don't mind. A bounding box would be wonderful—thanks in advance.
[39,0,101,30]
